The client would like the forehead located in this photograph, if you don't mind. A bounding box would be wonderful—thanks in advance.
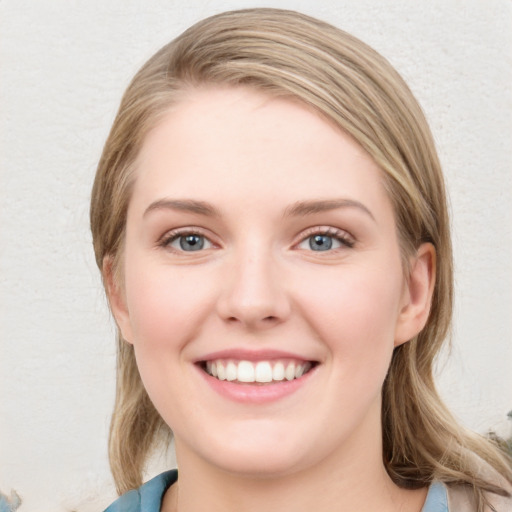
[130,86,391,219]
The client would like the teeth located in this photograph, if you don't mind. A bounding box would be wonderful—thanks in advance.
[204,359,312,383]
[285,363,295,381]
[255,362,272,383]
[238,361,255,382]
[272,362,285,381]
[217,362,226,381]
[226,361,237,381]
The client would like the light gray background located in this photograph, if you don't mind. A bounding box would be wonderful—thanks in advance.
[1,1,511,511]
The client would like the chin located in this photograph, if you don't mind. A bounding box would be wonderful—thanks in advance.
[210,447,308,479]
[175,421,315,479]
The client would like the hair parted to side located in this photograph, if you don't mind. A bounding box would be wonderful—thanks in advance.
[90,7,512,505]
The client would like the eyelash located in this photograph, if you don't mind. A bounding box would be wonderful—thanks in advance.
[296,227,355,251]
[158,226,355,253]
[158,228,214,252]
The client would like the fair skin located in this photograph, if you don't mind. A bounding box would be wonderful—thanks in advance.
[107,86,435,512]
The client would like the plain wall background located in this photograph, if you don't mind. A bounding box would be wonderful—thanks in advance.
[1,1,511,510]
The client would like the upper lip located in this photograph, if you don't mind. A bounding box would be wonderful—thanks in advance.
[195,348,319,363]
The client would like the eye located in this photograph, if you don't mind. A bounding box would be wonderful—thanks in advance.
[297,228,354,252]
[304,234,339,251]
[162,231,213,252]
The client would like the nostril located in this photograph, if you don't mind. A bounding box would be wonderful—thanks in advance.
[222,315,282,332]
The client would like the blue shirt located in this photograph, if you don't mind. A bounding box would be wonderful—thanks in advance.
[103,470,449,512]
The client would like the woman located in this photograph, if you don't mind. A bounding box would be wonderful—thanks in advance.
[90,8,512,512]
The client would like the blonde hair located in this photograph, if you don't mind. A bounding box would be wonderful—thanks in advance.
[90,8,512,506]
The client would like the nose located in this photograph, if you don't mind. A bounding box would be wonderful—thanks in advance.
[216,249,291,330]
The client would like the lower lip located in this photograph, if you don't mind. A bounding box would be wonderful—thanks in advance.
[196,365,317,404]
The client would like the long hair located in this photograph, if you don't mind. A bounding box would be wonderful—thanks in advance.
[90,8,512,505]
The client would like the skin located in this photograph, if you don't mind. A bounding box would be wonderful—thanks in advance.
[107,86,436,512]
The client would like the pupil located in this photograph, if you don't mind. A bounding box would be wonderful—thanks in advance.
[180,234,204,251]
[310,235,332,251]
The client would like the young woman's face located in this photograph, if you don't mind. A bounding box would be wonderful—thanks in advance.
[111,86,427,478]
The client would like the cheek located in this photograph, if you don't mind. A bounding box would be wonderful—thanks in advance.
[295,263,403,359]
[122,262,219,417]
[123,259,216,350]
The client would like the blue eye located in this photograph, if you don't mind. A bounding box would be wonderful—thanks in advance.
[167,233,212,252]
[309,234,335,251]
[297,229,353,252]
[307,234,340,251]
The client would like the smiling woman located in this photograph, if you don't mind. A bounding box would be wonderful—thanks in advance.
[90,8,512,512]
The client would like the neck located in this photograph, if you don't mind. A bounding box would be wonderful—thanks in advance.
[162,433,427,512]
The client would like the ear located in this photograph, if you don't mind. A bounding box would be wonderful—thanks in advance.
[103,256,134,344]
[394,243,436,347]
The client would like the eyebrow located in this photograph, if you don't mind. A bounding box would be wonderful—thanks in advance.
[143,197,375,221]
[143,199,221,218]
[284,198,375,221]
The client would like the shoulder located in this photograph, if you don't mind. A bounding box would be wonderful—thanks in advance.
[445,457,512,512]
[103,470,178,512]
[442,450,512,512]
[446,484,512,512]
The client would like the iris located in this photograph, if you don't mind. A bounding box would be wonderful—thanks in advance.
[309,234,333,251]
[179,234,205,251]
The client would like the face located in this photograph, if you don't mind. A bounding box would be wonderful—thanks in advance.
[109,86,432,478]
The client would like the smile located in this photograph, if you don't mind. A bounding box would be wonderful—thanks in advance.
[203,359,315,384]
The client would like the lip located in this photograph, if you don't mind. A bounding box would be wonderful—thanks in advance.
[195,348,315,363]
[194,349,319,404]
